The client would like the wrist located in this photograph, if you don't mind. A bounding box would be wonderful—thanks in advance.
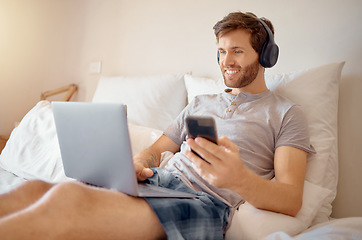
[231,166,256,196]
[134,154,159,168]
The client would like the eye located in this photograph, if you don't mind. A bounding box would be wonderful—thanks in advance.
[235,50,243,54]
[219,50,226,55]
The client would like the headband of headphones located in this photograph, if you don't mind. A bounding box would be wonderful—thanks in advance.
[217,18,279,68]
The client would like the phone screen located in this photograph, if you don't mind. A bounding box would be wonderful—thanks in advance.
[185,116,217,144]
[185,116,218,160]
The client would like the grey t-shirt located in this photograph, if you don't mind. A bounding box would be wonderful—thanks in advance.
[163,90,315,208]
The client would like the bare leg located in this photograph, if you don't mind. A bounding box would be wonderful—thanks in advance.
[0,181,166,240]
[0,180,53,218]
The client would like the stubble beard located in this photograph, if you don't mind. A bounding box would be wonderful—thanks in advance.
[222,58,261,89]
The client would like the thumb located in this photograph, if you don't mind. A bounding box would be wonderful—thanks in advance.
[140,167,154,180]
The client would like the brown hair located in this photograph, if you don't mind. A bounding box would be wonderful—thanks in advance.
[213,12,275,54]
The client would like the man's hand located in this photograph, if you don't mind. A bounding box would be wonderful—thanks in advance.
[185,136,245,191]
[133,134,181,182]
[134,161,154,181]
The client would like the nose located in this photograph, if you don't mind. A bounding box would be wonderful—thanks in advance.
[222,52,235,67]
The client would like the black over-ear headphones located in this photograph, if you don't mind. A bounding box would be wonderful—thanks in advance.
[258,19,279,68]
[217,18,279,68]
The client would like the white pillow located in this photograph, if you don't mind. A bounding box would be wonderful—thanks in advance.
[265,217,362,240]
[225,181,331,240]
[0,167,27,194]
[92,74,187,131]
[0,101,68,182]
[184,74,226,103]
[128,121,163,156]
[266,62,344,224]
[0,101,164,184]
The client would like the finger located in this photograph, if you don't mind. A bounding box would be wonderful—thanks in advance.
[142,168,154,179]
[136,166,154,181]
[191,136,241,169]
[184,149,215,179]
[190,137,229,165]
[187,138,220,165]
[217,136,239,153]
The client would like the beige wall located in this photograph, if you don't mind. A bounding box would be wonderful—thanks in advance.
[0,0,361,218]
[0,0,87,130]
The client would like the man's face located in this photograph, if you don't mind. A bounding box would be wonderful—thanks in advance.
[218,29,261,89]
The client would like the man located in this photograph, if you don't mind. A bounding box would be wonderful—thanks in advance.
[0,12,314,239]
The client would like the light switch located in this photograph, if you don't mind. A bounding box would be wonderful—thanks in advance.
[89,61,102,74]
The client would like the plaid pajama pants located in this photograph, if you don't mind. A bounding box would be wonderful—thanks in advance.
[144,168,230,240]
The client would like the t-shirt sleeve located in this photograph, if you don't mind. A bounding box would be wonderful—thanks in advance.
[276,105,316,153]
[163,100,193,146]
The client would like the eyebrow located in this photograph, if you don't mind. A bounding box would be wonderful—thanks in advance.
[218,46,245,51]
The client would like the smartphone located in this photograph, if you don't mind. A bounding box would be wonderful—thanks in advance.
[185,116,218,159]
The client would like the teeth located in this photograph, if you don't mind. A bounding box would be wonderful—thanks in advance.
[226,70,239,74]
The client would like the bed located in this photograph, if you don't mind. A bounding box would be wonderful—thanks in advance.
[0,61,361,239]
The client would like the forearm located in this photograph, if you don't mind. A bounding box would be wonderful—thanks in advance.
[133,134,180,169]
[133,147,161,168]
[234,168,303,216]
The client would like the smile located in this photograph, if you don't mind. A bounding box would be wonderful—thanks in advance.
[225,69,240,75]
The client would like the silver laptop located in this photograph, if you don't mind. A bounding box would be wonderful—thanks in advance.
[52,102,195,198]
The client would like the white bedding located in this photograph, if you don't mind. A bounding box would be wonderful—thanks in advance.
[1,62,361,239]
[265,217,362,240]
[0,167,26,194]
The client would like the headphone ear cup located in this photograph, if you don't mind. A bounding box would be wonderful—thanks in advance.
[257,18,279,68]
[259,41,279,68]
